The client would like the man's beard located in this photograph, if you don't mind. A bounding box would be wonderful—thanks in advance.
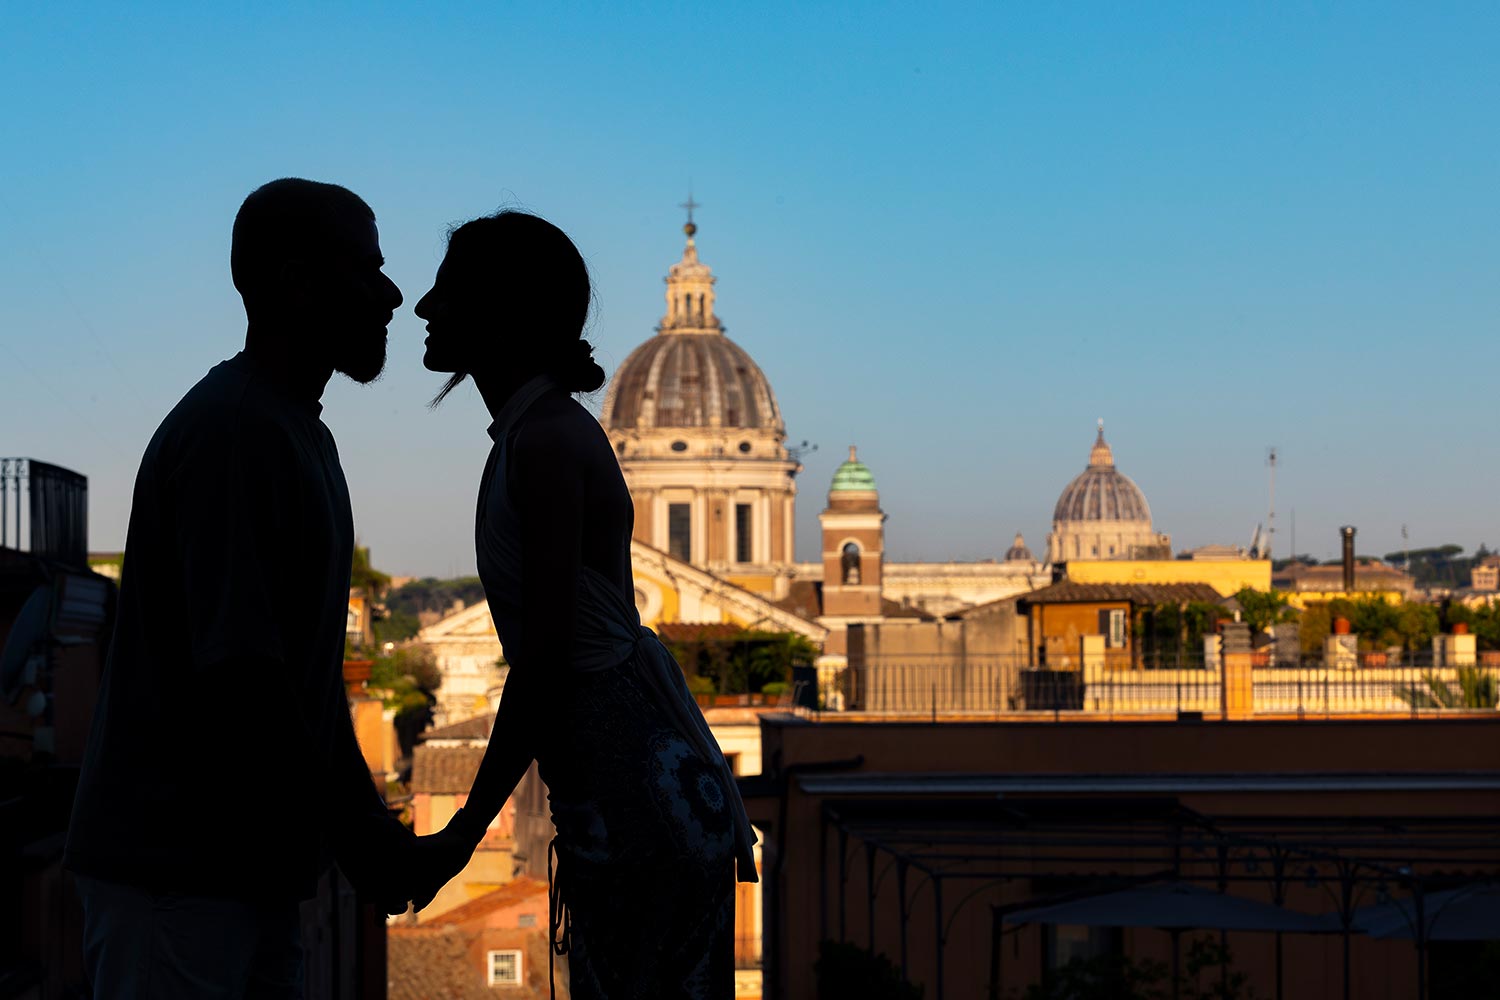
[336,335,388,385]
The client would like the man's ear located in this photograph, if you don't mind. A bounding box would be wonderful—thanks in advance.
[276,258,315,303]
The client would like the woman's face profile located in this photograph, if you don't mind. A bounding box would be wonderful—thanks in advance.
[415,249,494,374]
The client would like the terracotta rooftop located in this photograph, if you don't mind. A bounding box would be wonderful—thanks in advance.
[387,925,488,1000]
[656,622,746,642]
[420,712,495,743]
[771,579,823,619]
[881,597,931,618]
[1017,581,1227,607]
[411,744,487,794]
[1273,562,1414,589]
[427,876,550,927]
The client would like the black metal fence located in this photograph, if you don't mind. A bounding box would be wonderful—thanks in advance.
[824,653,1500,717]
[0,458,89,567]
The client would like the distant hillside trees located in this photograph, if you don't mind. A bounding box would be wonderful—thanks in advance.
[376,576,488,644]
[1380,543,1492,588]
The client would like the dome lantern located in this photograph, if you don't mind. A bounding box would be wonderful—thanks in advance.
[660,196,720,335]
[1089,418,1113,467]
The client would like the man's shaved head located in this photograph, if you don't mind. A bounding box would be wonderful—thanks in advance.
[231,178,375,309]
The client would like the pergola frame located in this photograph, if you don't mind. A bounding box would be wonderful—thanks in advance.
[816,797,1500,1000]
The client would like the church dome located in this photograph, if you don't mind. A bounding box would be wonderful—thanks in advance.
[1052,423,1152,524]
[601,218,784,433]
[830,446,876,492]
[603,333,782,431]
[1005,532,1034,562]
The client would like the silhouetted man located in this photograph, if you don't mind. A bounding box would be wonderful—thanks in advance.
[66,178,411,998]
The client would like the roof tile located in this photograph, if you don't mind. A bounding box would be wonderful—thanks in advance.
[411,745,487,794]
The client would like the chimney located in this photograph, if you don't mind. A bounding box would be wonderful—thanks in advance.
[1340,526,1356,591]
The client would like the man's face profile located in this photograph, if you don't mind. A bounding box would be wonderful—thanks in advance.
[313,213,402,385]
[233,180,404,386]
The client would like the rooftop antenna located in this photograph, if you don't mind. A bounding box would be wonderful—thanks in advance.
[1266,447,1278,562]
[787,439,818,467]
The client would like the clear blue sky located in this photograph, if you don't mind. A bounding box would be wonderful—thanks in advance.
[3,4,1496,576]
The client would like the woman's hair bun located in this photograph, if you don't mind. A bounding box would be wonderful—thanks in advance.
[557,338,606,393]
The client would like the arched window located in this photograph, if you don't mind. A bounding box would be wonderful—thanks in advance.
[841,542,861,585]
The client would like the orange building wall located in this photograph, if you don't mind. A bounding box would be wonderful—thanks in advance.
[1031,601,1130,665]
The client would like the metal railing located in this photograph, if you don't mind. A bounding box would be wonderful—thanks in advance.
[0,458,88,567]
[823,653,1500,717]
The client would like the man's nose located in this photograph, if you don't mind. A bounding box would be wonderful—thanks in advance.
[383,274,403,310]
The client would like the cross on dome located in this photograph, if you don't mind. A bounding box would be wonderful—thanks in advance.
[660,201,720,334]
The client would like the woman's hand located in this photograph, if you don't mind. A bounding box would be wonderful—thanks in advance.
[410,808,488,912]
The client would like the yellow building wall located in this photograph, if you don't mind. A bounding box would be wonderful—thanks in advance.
[724,573,777,595]
[633,565,680,627]
[632,565,774,630]
[1064,559,1271,596]
[1282,589,1405,611]
[351,697,395,776]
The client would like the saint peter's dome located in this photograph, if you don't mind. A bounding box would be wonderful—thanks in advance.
[1051,424,1152,524]
[1046,422,1169,563]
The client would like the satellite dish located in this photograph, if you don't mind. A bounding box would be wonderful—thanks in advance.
[0,586,52,703]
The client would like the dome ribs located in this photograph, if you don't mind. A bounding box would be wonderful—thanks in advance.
[604,332,782,433]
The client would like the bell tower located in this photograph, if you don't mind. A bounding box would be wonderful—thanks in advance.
[819,446,885,619]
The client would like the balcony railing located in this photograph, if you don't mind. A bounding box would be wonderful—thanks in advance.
[820,653,1500,717]
[0,458,88,568]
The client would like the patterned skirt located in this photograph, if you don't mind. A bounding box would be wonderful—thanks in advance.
[538,648,738,1000]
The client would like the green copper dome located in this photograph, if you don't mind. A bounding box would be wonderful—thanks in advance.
[830,446,877,492]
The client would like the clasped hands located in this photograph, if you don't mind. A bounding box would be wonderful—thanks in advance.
[362,808,489,916]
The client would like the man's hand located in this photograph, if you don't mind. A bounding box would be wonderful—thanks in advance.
[334,817,420,916]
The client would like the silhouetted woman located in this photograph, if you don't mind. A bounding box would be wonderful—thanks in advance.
[412,211,755,999]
